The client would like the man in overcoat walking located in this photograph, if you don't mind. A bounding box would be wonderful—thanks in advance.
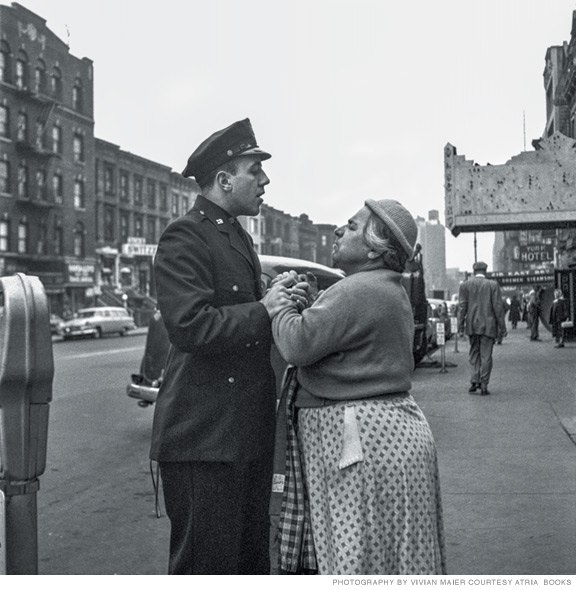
[458,261,507,395]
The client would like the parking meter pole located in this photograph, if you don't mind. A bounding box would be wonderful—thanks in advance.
[0,274,53,575]
[2,482,39,574]
[0,490,5,575]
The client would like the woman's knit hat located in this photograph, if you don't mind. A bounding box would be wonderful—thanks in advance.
[365,199,418,258]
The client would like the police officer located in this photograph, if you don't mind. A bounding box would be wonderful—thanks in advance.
[151,119,303,574]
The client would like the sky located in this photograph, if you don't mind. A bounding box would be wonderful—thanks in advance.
[8,0,576,270]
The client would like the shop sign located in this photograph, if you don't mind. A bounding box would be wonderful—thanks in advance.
[122,243,157,257]
[67,262,95,284]
[513,244,555,263]
[488,269,554,286]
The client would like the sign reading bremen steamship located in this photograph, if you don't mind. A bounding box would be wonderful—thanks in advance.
[444,132,576,236]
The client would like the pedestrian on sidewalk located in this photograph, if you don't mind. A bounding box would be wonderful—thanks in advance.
[527,285,543,341]
[458,261,507,395]
[508,294,522,329]
[272,199,446,575]
[549,289,569,348]
[150,118,306,575]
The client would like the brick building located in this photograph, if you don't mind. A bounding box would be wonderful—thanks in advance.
[0,2,347,319]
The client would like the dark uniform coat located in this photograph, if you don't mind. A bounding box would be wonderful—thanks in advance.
[150,195,276,463]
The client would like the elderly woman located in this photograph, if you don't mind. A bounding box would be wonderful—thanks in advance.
[272,199,446,575]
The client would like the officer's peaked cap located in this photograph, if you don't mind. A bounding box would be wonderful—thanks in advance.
[182,118,271,183]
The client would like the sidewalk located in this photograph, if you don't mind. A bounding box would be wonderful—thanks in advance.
[411,323,576,575]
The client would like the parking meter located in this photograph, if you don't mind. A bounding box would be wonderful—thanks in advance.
[0,273,54,574]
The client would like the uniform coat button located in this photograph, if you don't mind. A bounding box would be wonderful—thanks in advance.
[228,377,235,383]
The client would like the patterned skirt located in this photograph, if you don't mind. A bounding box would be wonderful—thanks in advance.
[297,394,446,575]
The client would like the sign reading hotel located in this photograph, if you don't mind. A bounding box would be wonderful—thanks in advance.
[444,132,576,236]
[513,244,555,264]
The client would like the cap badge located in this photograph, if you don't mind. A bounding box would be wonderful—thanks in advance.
[216,218,224,225]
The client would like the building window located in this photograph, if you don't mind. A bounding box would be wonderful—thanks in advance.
[17,111,27,142]
[73,134,84,163]
[0,160,10,193]
[72,79,83,112]
[54,221,63,256]
[0,41,10,83]
[15,52,28,90]
[160,185,168,211]
[52,172,63,204]
[17,220,28,253]
[147,180,156,208]
[52,124,62,154]
[51,67,62,100]
[134,176,143,205]
[37,221,48,255]
[36,169,47,201]
[0,104,9,138]
[172,192,179,216]
[119,172,129,201]
[17,163,28,198]
[35,121,45,149]
[0,220,9,252]
[134,214,143,237]
[147,216,156,243]
[73,222,85,258]
[104,164,114,195]
[74,178,85,209]
[104,206,115,241]
[120,212,129,242]
[321,235,327,246]
[250,218,258,234]
[34,60,46,94]
[182,196,189,213]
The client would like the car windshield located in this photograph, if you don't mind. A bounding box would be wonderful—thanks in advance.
[76,311,96,318]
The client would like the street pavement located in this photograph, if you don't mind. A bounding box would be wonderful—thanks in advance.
[48,323,575,576]
[411,321,576,575]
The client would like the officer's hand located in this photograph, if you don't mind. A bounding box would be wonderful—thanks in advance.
[261,275,300,319]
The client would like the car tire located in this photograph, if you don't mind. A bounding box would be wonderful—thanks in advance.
[92,328,102,339]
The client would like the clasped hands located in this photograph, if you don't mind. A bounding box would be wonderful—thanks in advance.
[260,270,320,319]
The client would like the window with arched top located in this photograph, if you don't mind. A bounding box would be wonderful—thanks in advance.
[15,50,29,90]
[34,59,46,94]
[72,78,83,112]
[73,221,85,257]
[0,41,11,83]
[51,67,62,100]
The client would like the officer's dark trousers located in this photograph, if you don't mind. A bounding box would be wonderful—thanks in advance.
[159,459,272,575]
[468,334,495,385]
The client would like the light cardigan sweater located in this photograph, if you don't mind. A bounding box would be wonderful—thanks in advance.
[272,268,414,407]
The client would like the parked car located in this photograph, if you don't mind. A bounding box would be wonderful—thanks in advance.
[127,251,434,408]
[126,255,345,407]
[50,314,64,335]
[60,306,135,340]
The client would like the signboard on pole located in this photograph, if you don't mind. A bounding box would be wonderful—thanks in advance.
[436,322,445,346]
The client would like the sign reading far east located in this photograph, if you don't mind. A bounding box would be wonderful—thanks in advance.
[488,269,554,286]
